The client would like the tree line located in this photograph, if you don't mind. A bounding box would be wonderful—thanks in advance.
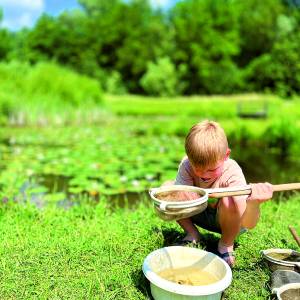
[1,0,300,96]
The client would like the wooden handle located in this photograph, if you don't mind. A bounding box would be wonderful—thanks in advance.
[208,182,300,198]
[209,189,251,198]
[272,183,300,192]
[289,225,300,247]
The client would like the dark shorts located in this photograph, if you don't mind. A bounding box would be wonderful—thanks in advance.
[191,206,248,235]
[191,206,221,234]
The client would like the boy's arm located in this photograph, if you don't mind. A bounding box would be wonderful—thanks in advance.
[225,172,249,216]
[241,183,273,229]
[247,183,273,203]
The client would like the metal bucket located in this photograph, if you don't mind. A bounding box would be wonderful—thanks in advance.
[261,249,300,272]
[274,282,300,300]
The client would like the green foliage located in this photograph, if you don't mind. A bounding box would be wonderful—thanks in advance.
[0,61,103,124]
[0,61,102,106]
[104,70,127,95]
[264,117,300,156]
[140,57,186,96]
[236,0,284,66]
[2,0,300,95]
[170,0,241,94]
[246,31,300,96]
[0,92,16,124]
[25,62,102,106]
[111,0,174,92]
[0,9,13,60]
[243,8,300,96]
[0,29,12,61]
[198,59,245,94]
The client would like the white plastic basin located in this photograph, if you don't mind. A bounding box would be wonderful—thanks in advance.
[142,246,232,300]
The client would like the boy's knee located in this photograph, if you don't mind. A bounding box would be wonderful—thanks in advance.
[242,222,257,230]
[219,197,238,214]
[243,224,255,230]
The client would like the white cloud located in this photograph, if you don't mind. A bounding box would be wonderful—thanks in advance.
[0,0,44,11]
[2,12,33,29]
[0,0,45,30]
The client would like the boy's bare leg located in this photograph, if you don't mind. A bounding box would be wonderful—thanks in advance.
[218,184,273,266]
[177,218,201,243]
[241,201,260,229]
[161,180,201,242]
[217,197,245,266]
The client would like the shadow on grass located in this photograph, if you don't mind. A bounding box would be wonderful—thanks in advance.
[159,227,223,253]
[131,268,154,300]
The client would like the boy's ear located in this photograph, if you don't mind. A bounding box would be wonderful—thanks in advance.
[225,148,231,160]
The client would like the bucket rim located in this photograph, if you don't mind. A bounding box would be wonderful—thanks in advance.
[274,282,300,299]
[261,248,300,267]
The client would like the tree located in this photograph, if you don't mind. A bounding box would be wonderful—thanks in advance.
[245,10,300,96]
[140,57,186,96]
[79,0,174,92]
[0,9,13,61]
[170,0,242,94]
[236,0,284,66]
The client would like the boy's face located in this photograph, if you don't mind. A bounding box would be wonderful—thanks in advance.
[191,149,230,182]
[191,161,225,182]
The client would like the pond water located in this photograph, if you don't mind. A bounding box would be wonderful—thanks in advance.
[26,147,300,209]
[233,148,300,185]
[1,129,300,209]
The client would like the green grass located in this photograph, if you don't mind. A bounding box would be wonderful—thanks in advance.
[0,61,104,126]
[104,93,300,119]
[0,196,299,299]
[1,85,300,299]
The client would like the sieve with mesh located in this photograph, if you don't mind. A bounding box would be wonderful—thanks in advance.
[149,183,300,221]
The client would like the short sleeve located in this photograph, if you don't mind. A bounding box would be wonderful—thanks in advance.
[175,159,194,186]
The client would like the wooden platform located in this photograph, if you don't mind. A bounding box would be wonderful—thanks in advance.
[237,101,268,119]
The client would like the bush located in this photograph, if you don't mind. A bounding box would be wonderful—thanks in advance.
[0,61,31,91]
[245,14,300,97]
[0,61,103,107]
[0,61,104,124]
[199,60,245,94]
[25,62,103,106]
[105,70,127,95]
[0,92,17,124]
[264,117,300,156]
[140,57,186,97]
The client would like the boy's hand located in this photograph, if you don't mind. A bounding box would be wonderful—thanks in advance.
[248,183,273,203]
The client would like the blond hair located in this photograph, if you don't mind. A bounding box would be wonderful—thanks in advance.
[185,120,228,168]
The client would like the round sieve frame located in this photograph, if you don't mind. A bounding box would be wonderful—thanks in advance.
[149,185,208,211]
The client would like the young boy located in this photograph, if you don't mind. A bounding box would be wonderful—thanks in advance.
[166,120,273,267]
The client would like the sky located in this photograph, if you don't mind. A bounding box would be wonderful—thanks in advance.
[0,0,177,31]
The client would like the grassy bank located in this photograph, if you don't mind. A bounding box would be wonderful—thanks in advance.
[0,61,103,126]
[104,94,300,119]
[0,196,299,299]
